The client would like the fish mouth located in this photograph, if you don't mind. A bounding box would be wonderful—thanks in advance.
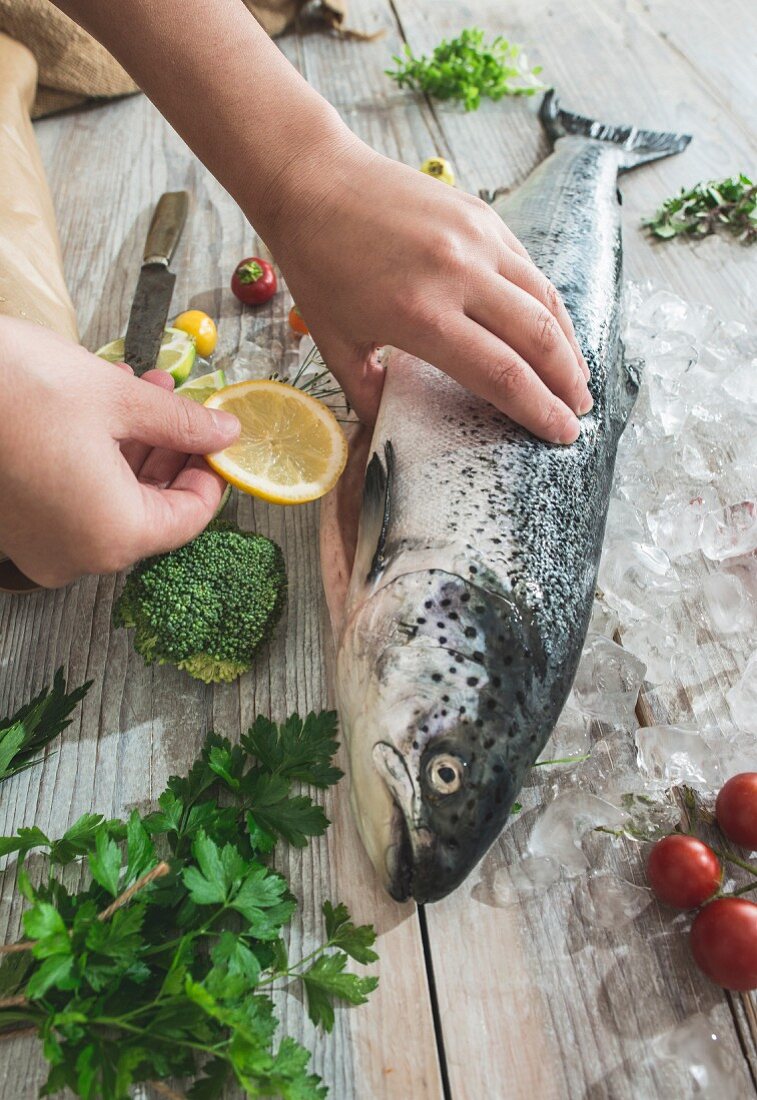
[385,801,415,902]
[375,742,483,905]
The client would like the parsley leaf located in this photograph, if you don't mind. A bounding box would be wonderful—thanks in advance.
[302,953,379,1032]
[242,712,342,788]
[644,174,756,244]
[322,901,378,964]
[0,668,91,782]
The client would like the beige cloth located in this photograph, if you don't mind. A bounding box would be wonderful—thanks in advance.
[0,0,349,118]
[0,33,78,339]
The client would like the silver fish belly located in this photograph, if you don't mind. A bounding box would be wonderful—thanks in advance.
[328,92,691,903]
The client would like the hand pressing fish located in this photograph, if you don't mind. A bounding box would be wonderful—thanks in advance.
[321,92,691,904]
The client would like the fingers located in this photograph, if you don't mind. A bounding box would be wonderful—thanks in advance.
[468,274,593,416]
[414,313,581,444]
[499,252,590,380]
[135,457,228,557]
[114,374,240,452]
[315,334,385,425]
[120,369,177,472]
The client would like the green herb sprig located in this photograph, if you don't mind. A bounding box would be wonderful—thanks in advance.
[644,174,756,244]
[0,700,378,1099]
[386,28,543,112]
[0,668,91,783]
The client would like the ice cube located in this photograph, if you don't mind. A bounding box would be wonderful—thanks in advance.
[621,620,678,685]
[490,856,561,905]
[572,872,652,928]
[700,500,757,561]
[723,358,757,407]
[648,373,690,435]
[589,597,620,638]
[635,725,722,791]
[701,572,757,635]
[632,290,714,341]
[598,540,681,619]
[653,1014,739,1098]
[605,498,647,542]
[647,345,698,380]
[647,488,719,561]
[537,702,592,763]
[726,653,757,732]
[573,634,647,722]
[528,792,630,874]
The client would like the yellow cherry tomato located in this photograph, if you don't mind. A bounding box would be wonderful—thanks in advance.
[173,310,218,358]
[420,157,455,187]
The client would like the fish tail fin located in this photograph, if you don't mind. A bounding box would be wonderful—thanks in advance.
[539,89,691,170]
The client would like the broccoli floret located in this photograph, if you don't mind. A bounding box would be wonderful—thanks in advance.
[114,521,287,684]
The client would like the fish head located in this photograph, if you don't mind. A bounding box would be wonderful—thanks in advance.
[337,565,556,904]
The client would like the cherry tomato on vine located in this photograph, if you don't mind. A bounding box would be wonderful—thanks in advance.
[288,304,309,336]
[173,310,217,358]
[646,834,722,909]
[716,773,757,850]
[231,257,277,305]
[690,898,757,991]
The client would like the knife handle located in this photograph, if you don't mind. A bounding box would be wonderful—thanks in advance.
[143,191,189,266]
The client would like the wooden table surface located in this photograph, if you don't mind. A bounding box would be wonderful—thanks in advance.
[1,0,756,1096]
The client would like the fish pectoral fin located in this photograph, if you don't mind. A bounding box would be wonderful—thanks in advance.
[356,440,395,583]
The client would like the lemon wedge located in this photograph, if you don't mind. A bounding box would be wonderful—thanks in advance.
[204,379,348,504]
[95,327,196,384]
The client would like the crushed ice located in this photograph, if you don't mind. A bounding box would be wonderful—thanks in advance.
[489,282,756,897]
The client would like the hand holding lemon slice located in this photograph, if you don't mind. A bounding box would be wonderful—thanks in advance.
[204,380,348,504]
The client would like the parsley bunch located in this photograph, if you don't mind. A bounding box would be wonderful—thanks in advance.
[0,704,378,1099]
[644,174,756,244]
[386,27,544,111]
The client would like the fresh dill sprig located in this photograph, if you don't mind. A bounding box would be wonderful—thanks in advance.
[644,174,756,244]
[386,27,544,112]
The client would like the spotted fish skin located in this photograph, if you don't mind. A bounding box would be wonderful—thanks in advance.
[333,93,691,903]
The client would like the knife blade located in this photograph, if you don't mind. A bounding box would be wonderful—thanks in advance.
[124,191,188,376]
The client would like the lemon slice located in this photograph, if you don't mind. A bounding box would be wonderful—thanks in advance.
[177,369,227,404]
[95,327,196,384]
[204,379,348,504]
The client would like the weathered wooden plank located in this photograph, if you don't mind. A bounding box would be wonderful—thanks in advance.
[0,77,441,1098]
[382,0,757,1095]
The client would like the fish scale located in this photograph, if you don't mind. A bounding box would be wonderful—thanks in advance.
[328,91,691,903]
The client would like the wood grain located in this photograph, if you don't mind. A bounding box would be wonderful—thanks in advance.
[0,0,754,1096]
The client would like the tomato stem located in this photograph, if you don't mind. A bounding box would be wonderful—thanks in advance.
[727,880,757,898]
[710,846,757,878]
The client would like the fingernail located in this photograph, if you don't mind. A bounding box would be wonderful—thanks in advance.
[210,409,241,439]
[577,387,594,416]
[558,414,581,445]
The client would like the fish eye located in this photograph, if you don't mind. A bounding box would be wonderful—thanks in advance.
[426,753,465,795]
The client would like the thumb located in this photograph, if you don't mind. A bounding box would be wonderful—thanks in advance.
[115,374,240,453]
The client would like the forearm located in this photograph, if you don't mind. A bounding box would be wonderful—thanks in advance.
[53,0,353,240]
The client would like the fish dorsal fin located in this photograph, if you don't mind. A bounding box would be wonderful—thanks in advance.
[357,440,395,583]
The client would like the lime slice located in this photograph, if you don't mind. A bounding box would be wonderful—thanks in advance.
[95,327,196,384]
[176,369,227,404]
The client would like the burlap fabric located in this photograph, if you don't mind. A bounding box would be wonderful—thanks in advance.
[0,0,348,118]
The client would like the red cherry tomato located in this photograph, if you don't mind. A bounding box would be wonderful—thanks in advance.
[716,773,757,850]
[647,834,722,909]
[231,257,277,305]
[288,304,309,336]
[690,897,757,991]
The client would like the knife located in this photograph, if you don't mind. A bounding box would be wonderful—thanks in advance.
[123,191,189,376]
